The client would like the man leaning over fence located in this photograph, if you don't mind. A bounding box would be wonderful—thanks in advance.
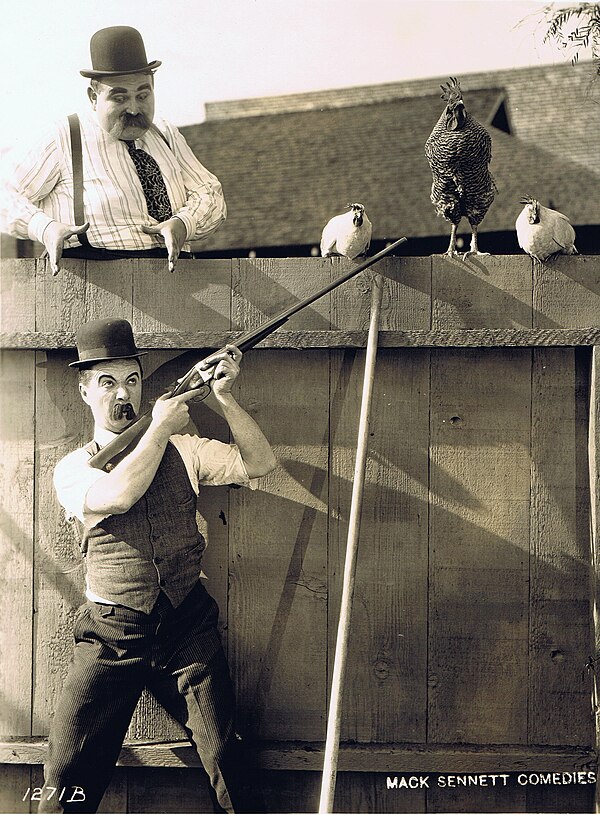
[38,317,276,813]
[0,26,226,274]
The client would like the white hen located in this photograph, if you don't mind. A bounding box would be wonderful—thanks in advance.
[320,203,372,259]
[516,197,577,262]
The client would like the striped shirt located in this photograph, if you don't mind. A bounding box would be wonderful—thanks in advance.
[0,109,226,251]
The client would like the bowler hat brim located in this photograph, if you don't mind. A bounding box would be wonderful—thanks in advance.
[80,60,162,79]
[68,351,147,369]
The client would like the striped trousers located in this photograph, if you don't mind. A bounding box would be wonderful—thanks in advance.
[38,581,252,814]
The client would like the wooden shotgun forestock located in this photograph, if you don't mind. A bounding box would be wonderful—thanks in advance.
[88,237,407,470]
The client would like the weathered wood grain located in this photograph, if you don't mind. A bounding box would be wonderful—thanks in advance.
[34,259,86,333]
[328,348,430,743]
[32,351,88,733]
[534,255,600,329]
[427,779,527,813]
[0,352,35,737]
[6,255,600,339]
[0,765,32,814]
[330,256,431,332]
[428,348,531,744]
[528,348,592,745]
[126,766,214,813]
[85,260,134,322]
[132,259,232,334]
[525,778,595,813]
[2,738,595,772]
[233,257,333,332]
[432,254,533,329]
[0,258,36,333]
[228,350,329,741]
[335,771,425,813]
[2,255,598,815]
[14,326,600,351]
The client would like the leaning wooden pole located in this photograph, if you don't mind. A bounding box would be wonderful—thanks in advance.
[318,273,385,814]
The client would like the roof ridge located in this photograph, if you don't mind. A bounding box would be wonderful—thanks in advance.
[204,60,595,121]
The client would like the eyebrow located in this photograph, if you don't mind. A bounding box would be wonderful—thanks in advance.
[106,83,152,97]
[97,370,141,381]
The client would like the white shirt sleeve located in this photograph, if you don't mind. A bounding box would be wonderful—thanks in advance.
[169,435,257,493]
[53,448,111,530]
[157,119,227,242]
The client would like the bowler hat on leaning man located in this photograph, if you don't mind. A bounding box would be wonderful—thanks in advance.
[69,317,147,368]
[80,26,161,79]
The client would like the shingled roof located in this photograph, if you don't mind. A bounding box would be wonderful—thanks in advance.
[180,86,600,253]
[205,61,600,176]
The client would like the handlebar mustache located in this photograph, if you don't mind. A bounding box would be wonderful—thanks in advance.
[121,113,150,129]
[113,403,136,421]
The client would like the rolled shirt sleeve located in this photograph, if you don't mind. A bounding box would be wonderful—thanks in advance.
[53,448,111,530]
[170,435,256,493]
[0,125,63,241]
[158,120,227,242]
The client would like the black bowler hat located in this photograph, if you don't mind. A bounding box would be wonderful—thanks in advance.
[69,317,147,368]
[80,26,161,79]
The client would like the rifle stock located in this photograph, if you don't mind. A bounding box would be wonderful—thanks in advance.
[88,237,407,470]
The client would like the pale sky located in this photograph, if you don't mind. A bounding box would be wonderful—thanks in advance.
[0,0,585,151]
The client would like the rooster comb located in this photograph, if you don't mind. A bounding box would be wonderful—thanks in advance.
[440,76,463,102]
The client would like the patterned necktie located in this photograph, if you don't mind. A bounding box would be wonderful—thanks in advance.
[125,141,173,223]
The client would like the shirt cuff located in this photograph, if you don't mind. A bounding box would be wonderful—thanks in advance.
[28,212,54,244]
[173,211,194,242]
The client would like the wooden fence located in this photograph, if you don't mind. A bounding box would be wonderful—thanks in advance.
[1,254,600,813]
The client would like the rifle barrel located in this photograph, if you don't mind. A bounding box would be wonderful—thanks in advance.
[88,236,407,469]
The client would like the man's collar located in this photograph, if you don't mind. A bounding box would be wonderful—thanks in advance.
[94,426,120,447]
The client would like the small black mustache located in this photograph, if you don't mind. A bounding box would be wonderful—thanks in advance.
[113,403,135,421]
[121,112,150,129]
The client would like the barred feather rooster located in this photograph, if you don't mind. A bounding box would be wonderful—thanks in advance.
[515,197,577,262]
[425,77,497,257]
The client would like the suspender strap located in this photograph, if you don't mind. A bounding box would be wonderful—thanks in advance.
[66,115,173,250]
[67,113,91,247]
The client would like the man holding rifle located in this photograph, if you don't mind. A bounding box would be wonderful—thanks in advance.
[40,316,276,814]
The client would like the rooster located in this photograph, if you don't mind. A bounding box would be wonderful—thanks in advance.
[515,197,577,262]
[425,77,497,258]
[320,203,372,259]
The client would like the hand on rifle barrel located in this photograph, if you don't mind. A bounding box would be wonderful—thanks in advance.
[181,344,243,399]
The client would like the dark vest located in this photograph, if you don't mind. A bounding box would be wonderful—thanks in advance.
[77,441,206,613]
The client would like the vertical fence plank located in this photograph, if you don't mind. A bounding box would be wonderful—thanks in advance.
[0,351,35,734]
[132,259,232,334]
[428,348,531,744]
[529,347,592,745]
[228,349,329,741]
[229,258,333,743]
[0,349,35,815]
[432,255,533,329]
[328,347,430,744]
[32,351,88,733]
[233,258,333,332]
[85,260,134,321]
[0,258,36,332]
[35,260,86,333]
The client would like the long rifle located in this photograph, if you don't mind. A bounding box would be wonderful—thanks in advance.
[88,237,407,470]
